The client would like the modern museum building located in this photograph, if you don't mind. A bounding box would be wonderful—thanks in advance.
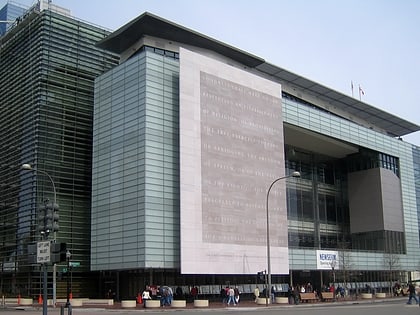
[91,12,420,298]
[2,3,420,300]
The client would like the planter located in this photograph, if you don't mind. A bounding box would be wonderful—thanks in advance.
[376,292,386,298]
[121,300,136,308]
[171,300,186,307]
[145,300,160,308]
[71,299,83,307]
[19,298,33,306]
[193,299,209,307]
[275,297,289,304]
[361,293,372,299]
[256,297,270,305]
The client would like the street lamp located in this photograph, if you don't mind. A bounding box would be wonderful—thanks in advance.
[330,259,337,301]
[21,164,57,212]
[266,171,300,306]
[21,163,58,307]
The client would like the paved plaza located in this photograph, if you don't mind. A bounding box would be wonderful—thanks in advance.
[0,296,418,315]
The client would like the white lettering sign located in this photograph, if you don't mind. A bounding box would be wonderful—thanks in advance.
[316,250,339,270]
[37,241,51,264]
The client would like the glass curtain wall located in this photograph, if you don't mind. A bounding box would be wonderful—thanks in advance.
[285,143,405,254]
[413,146,420,243]
[285,146,350,250]
[0,9,118,298]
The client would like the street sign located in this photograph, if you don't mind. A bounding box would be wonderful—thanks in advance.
[69,261,80,267]
[37,241,50,264]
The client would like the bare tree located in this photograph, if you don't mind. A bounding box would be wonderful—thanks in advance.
[383,253,401,295]
[337,241,353,295]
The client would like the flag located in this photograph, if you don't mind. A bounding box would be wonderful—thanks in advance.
[358,85,365,100]
[351,81,354,97]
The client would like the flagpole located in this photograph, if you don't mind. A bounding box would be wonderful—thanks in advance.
[351,81,354,98]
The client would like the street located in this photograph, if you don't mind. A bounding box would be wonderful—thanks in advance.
[0,299,418,315]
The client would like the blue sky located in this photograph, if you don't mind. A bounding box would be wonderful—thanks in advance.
[8,0,420,146]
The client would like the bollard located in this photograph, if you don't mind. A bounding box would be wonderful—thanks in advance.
[60,305,64,315]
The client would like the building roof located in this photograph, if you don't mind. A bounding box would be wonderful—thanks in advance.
[97,12,420,138]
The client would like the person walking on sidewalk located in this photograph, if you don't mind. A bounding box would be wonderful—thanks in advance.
[254,286,260,303]
[226,287,236,306]
[406,283,418,304]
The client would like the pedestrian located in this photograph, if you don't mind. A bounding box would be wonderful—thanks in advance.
[226,287,235,306]
[166,286,173,305]
[407,283,419,304]
[270,286,275,304]
[175,286,183,300]
[254,286,260,303]
[142,286,152,308]
[190,286,198,300]
[287,286,293,304]
[293,286,300,304]
[234,287,240,304]
[159,286,167,306]
[220,287,227,304]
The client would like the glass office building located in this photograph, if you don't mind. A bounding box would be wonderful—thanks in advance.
[0,3,118,298]
[0,1,26,36]
[92,12,420,299]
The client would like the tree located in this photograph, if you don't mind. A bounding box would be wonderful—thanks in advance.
[383,253,401,295]
[337,241,353,294]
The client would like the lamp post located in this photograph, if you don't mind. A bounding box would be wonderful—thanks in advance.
[330,259,337,301]
[266,171,300,306]
[21,164,58,307]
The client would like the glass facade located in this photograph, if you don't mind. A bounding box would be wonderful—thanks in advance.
[413,146,420,242]
[93,41,420,297]
[92,49,180,271]
[0,2,26,36]
[286,147,350,250]
[0,8,118,297]
[283,91,420,272]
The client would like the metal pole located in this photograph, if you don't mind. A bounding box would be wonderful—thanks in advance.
[265,171,300,306]
[333,267,336,301]
[66,250,71,308]
[70,265,73,300]
[42,263,48,315]
[266,178,281,306]
[66,257,70,306]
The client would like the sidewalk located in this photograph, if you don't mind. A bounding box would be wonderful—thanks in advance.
[3,295,408,312]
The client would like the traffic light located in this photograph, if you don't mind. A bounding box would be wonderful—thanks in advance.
[257,271,266,281]
[38,200,59,237]
[46,201,59,233]
[50,242,67,263]
[28,243,37,264]
[38,204,47,236]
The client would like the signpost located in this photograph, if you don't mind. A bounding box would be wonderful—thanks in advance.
[35,240,51,315]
